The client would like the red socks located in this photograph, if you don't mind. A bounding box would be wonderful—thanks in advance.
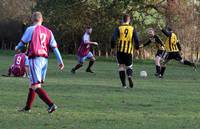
[25,88,36,109]
[35,88,53,107]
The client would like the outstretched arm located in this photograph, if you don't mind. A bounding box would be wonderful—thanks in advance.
[161,29,171,37]
[154,35,164,46]
[141,40,151,47]
[84,41,98,45]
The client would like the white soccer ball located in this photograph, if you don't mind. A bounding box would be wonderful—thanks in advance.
[140,71,147,78]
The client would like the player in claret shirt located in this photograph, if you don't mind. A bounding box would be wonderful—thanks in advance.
[15,12,64,113]
[3,47,29,77]
[71,27,98,73]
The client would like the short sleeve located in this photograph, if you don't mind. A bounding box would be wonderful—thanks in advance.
[83,33,90,44]
[21,26,34,43]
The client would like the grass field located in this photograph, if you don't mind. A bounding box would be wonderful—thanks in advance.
[0,52,200,129]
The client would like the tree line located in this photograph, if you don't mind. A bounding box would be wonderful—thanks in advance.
[0,0,199,62]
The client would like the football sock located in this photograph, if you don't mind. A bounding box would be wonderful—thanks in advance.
[25,88,36,109]
[87,60,94,70]
[160,67,166,76]
[156,65,161,74]
[119,71,126,86]
[35,88,53,107]
[74,64,83,71]
[183,60,193,66]
[126,68,133,87]
[126,68,133,77]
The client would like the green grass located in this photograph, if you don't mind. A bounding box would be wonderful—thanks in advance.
[0,53,200,129]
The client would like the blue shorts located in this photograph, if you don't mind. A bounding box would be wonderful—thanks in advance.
[29,57,48,85]
[78,52,93,63]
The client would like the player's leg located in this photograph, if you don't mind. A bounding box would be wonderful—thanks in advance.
[19,59,36,112]
[33,57,56,113]
[117,52,127,88]
[20,58,56,113]
[175,53,196,69]
[154,50,162,76]
[125,54,134,88]
[126,65,133,88]
[22,84,36,112]
[160,52,170,78]
[8,66,12,76]
[86,52,95,73]
[119,64,126,87]
[24,65,29,78]
[71,56,85,73]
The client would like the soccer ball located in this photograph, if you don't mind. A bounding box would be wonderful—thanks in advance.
[140,71,147,78]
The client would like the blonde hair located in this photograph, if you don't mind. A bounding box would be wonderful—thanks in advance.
[31,11,43,22]
[146,28,154,35]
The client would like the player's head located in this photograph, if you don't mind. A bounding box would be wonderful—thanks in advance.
[31,11,43,24]
[86,26,92,34]
[147,28,155,37]
[123,14,131,24]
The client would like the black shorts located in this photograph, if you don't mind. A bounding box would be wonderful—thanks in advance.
[117,52,132,66]
[155,50,165,57]
[162,51,182,61]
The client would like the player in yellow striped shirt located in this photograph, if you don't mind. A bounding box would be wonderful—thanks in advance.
[111,14,139,88]
[159,26,196,78]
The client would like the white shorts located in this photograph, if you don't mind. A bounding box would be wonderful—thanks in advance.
[78,52,93,63]
[29,57,48,85]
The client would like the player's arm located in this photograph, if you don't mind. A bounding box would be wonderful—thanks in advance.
[140,40,151,48]
[15,27,33,51]
[133,28,139,50]
[84,41,98,45]
[161,28,172,37]
[177,40,182,51]
[154,35,164,46]
[50,32,64,70]
[111,27,119,49]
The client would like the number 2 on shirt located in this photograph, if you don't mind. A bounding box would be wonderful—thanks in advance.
[40,33,47,49]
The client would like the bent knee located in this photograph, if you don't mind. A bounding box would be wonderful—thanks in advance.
[90,57,96,61]
[30,84,41,90]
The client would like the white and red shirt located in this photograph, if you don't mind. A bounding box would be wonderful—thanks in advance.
[20,24,57,58]
[78,32,91,57]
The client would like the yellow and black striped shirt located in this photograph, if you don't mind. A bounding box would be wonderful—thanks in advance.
[112,24,139,54]
[162,29,179,52]
[165,33,179,52]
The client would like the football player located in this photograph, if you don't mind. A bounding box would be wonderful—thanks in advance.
[4,47,29,77]
[71,27,98,73]
[140,28,165,77]
[16,12,64,113]
[111,14,139,88]
[159,26,196,78]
